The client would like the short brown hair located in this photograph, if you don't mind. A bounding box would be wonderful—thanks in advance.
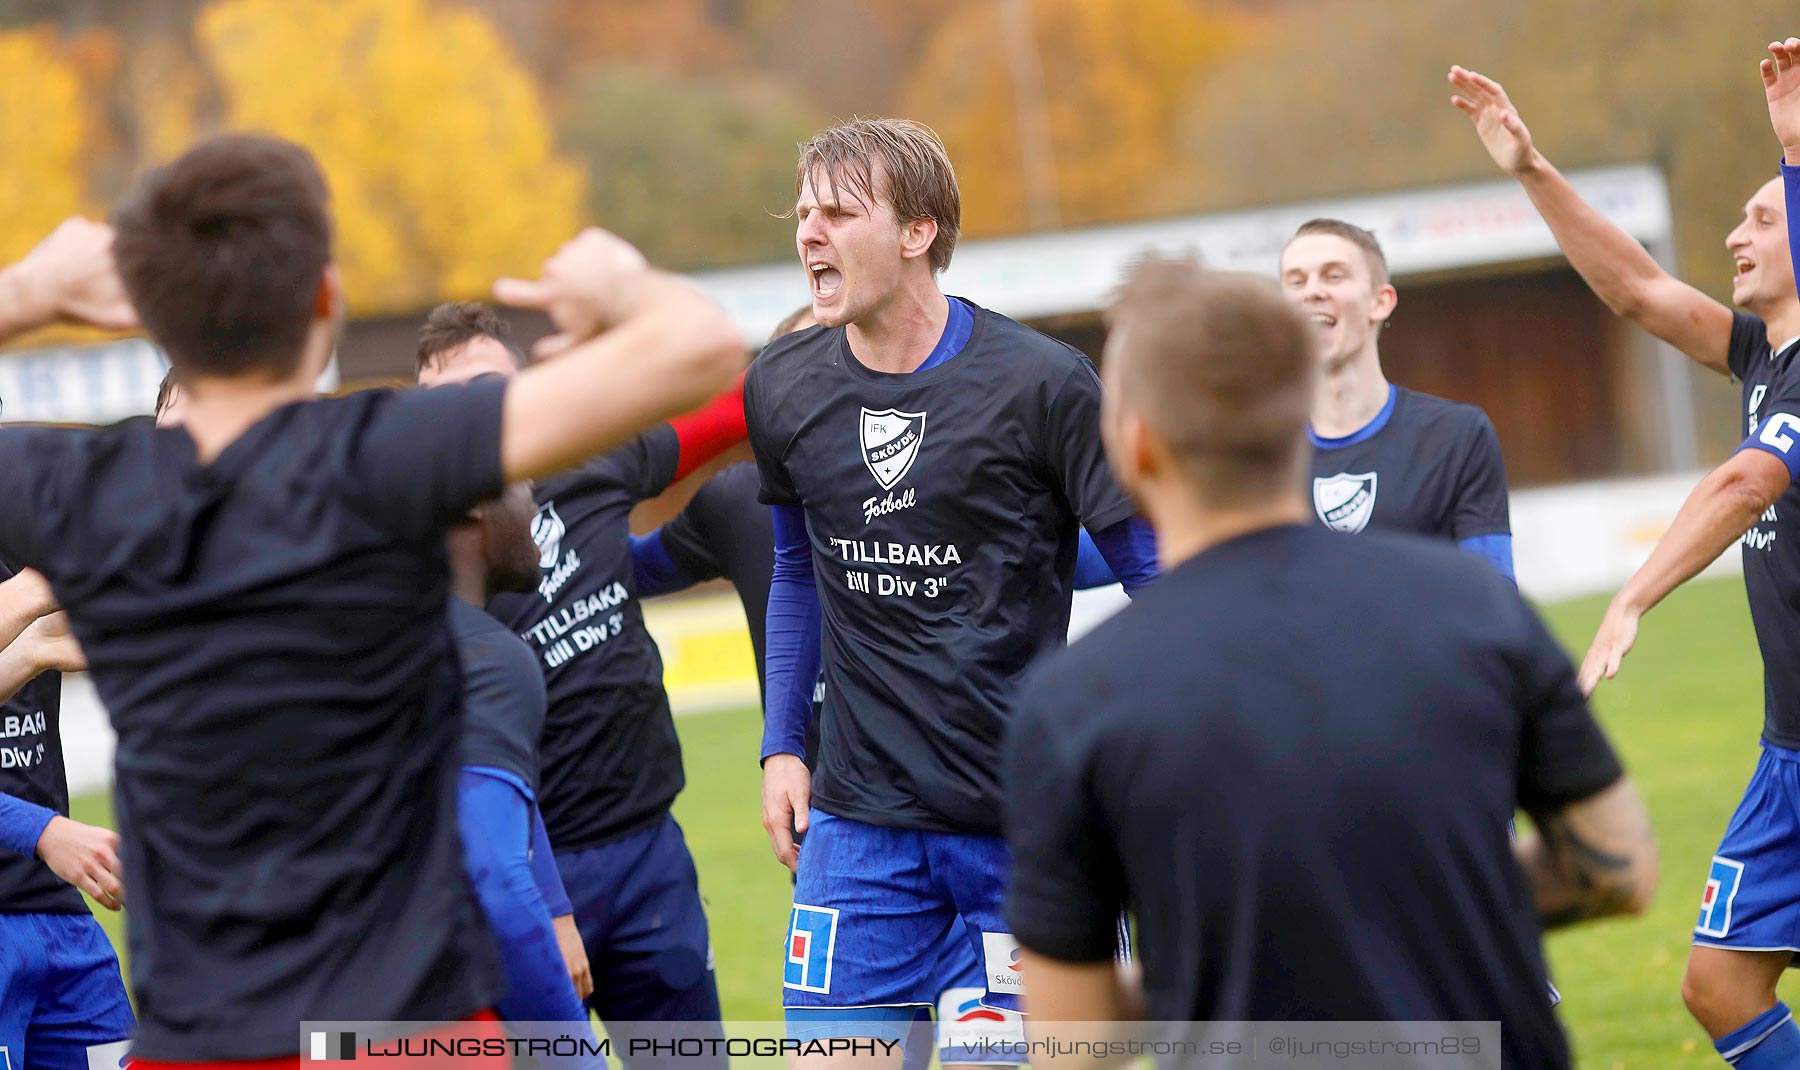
[1289,218,1389,286]
[1106,258,1316,505]
[113,134,332,380]
[795,118,961,273]
[416,302,527,372]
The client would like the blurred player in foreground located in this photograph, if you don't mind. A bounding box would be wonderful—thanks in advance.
[747,118,1157,1066]
[0,219,137,1070]
[1453,64,1800,1066]
[1279,219,1513,578]
[418,302,746,1066]
[1005,259,1655,1069]
[0,134,741,1066]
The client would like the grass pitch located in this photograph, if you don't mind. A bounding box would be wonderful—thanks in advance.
[69,576,1790,1068]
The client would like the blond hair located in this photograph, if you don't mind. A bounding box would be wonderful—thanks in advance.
[795,117,961,273]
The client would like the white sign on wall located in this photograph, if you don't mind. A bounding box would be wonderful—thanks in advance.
[698,164,1672,344]
[0,338,342,425]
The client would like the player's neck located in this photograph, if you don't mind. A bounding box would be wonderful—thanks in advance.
[1760,299,1800,352]
[451,570,488,608]
[1152,490,1309,569]
[180,373,317,465]
[1312,348,1390,439]
[846,279,950,374]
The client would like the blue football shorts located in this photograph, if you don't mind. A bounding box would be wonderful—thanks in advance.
[1693,742,1800,955]
[782,809,1024,1025]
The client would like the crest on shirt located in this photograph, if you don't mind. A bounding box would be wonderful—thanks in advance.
[1750,384,1768,435]
[860,407,927,490]
[530,501,567,569]
[1313,472,1378,534]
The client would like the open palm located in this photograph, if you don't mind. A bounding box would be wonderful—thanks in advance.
[1448,66,1536,176]
[1763,37,1800,160]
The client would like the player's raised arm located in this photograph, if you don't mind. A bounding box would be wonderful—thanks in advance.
[1515,778,1657,928]
[1449,66,1734,375]
[494,228,743,484]
[0,217,139,343]
[1765,37,1800,302]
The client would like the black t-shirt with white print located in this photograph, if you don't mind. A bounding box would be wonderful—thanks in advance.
[486,426,683,852]
[745,305,1134,835]
[1726,311,1800,750]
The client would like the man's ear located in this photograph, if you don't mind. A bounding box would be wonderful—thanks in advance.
[1370,282,1397,327]
[315,265,345,323]
[899,217,939,263]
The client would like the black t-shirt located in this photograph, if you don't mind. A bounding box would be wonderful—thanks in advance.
[658,462,774,703]
[745,306,1134,835]
[1309,387,1510,540]
[1726,312,1800,749]
[0,561,77,916]
[487,427,681,851]
[1005,526,1620,1070]
[451,598,546,791]
[0,385,508,1061]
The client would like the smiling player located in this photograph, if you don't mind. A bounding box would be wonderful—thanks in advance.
[1454,62,1800,1068]
[1279,219,1513,579]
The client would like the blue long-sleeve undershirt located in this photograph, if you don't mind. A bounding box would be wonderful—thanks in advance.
[0,792,55,858]
[761,504,821,763]
[529,801,573,919]
[1784,161,1800,305]
[629,530,693,598]
[456,768,591,1029]
[1084,515,1160,593]
[1458,533,1515,584]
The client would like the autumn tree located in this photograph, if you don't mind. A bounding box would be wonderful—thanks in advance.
[902,0,1244,236]
[0,28,95,264]
[197,0,585,313]
[560,66,817,270]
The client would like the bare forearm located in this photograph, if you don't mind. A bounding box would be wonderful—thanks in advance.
[0,264,50,345]
[1513,155,1730,372]
[1514,156,1668,317]
[1018,951,1139,1070]
[1614,468,1772,616]
[0,573,56,654]
[1515,780,1658,930]
[0,638,46,707]
[502,274,742,482]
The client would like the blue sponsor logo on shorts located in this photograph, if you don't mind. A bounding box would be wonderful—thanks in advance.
[784,903,839,993]
[1698,856,1746,938]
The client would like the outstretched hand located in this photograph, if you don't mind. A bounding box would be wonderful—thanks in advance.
[1762,37,1800,165]
[494,228,653,359]
[1577,600,1640,697]
[1448,66,1539,177]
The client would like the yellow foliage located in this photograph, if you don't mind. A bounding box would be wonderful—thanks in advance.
[198,0,585,314]
[126,36,205,166]
[0,29,93,265]
[903,0,1243,236]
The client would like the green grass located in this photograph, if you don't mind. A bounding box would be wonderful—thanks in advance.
[66,576,1795,1067]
